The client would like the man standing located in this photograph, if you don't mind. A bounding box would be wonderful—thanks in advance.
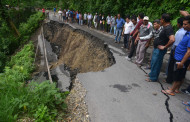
[46,9,49,19]
[146,13,175,82]
[66,10,69,23]
[58,9,63,21]
[144,19,163,69]
[100,15,105,32]
[79,13,83,25]
[62,10,66,22]
[42,8,45,17]
[162,15,190,95]
[93,13,98,29]
[122,15,133,49]
[98,14,102,30]
[88,13,93,28]
[84,12,87,25]
[68,10,72,23]
[110,16,116,35]
[53,7,56,16]
[165,17,187,84]
[135,16,153,66]
[70,10,74,23]
[126,16,137,52]
[76,12,79,24]
[106,14,111,33]
[115,14,125,43]
[126,13,144,60]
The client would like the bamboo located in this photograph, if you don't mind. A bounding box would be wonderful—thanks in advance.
[41,26,53,84]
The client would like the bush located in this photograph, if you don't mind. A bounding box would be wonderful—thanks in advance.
[0,11,44,72]
[0,18,15,72]
[4,42,35,82]
[0,43,68,121]
[19,12,44,43]
[43,1,57,9]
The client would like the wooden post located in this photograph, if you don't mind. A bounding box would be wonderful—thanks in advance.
[41,27,53,84]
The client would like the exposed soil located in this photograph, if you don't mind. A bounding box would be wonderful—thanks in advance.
[43,21,115,73]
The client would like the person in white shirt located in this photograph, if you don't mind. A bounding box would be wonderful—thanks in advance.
[87,13,92,28]
[106,14,111,32]
[84,12,87,25]
[58,9,63,21]
[93,13,98,29]
[79,13,83,25]
[66,10,69,23]
[122,15,133,49]
[110,16,116,35]
[46,9,49,19]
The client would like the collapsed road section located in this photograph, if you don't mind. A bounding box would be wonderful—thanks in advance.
[33,20,115,121]
[43,20,115,73]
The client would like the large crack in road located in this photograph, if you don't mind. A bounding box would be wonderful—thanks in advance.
[139,66,174,122]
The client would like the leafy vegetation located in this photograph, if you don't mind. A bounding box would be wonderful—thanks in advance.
[0,1,67,121]
[0,8,43,72]
[0,43,68,121]
[19,12,44,43]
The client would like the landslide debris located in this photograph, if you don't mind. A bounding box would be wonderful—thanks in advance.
[43,21,115,73]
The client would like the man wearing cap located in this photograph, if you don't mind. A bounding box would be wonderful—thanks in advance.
[146,13,175,82]
[135,16,153,66]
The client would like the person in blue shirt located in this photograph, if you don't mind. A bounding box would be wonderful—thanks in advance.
[70,11,73,23]
[68,10,73,23]
[115,14,125,43]
[165,17,187,84]
[76,12,79,24]
[53,7,56,16]
[162,15,190,96]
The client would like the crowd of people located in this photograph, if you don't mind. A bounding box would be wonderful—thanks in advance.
[44,8,190,113]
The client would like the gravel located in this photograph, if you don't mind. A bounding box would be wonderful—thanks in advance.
[65,78,90,122]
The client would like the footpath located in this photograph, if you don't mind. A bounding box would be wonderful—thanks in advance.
[48,12,190,122]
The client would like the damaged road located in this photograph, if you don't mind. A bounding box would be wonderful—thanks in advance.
[35,12,190,122]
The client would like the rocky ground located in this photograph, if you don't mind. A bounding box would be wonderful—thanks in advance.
[65,78,90,122]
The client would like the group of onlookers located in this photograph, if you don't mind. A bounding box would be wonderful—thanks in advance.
[118,11,190,113]
[51,8,118,34]
[45,8,190,113]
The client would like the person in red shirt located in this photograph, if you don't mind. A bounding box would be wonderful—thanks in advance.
[42,8,45,17]
[126,13,144,61]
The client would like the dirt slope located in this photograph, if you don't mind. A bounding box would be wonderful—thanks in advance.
[43,21,115,73]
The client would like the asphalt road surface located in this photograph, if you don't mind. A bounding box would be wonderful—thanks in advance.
[49,12,190,122]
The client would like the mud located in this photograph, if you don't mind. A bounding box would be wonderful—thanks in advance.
[43,21,115,73]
